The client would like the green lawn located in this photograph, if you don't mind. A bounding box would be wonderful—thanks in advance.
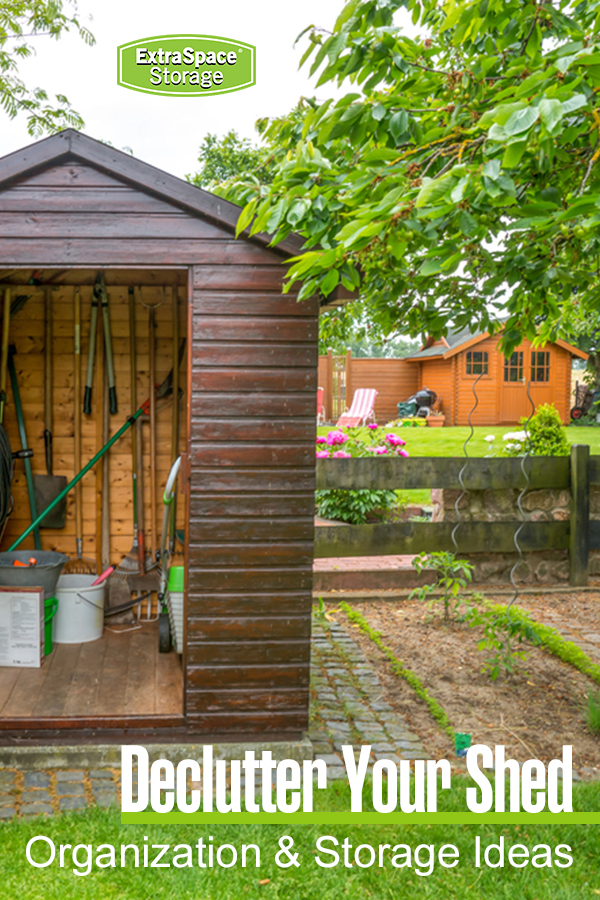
[2,781,599,898]
[317,425,600,458]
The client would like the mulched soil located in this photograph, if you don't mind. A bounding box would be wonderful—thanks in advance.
[328,591,600,773]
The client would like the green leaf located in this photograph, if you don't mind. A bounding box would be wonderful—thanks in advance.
[235,198,257,237]
[389,110,408,142]
[502,140,527,168]
[562,94,588,114]
[266,198,288,232]
[503,106,540,136]
[320,268,340,296]
[372,103,386,121]
[479,102,527,128]
[415,174,455,208]
[539,97,564,133]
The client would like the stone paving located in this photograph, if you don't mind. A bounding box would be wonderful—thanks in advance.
[0,614,428,820]
[307,617,428,778]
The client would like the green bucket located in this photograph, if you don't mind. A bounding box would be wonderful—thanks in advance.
[168,567,185,592]
[44,596,58,656]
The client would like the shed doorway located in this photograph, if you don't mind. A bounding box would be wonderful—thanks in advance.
[0,268,186,727]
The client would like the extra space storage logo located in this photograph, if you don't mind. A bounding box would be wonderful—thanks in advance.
[117,34,255,97]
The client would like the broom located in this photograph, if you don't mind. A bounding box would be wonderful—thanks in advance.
[63,288,96,575]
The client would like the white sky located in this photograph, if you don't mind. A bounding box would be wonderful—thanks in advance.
[0,1,353,178]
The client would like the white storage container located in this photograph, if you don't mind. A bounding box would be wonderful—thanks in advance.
[54,574,105,643]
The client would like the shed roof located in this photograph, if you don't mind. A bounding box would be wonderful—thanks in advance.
[0,129,305,256]
[405,324,588,361]
[0,129,357,308]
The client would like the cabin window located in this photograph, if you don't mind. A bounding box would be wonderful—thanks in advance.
[504,351,523,382]
[466,351,488,375]
[531,350,550,382]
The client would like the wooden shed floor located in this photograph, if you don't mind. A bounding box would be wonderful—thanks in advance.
[0,622,182,719]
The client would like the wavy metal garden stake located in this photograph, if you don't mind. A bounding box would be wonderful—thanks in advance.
[506,379,536,618]
[451,371,484,553]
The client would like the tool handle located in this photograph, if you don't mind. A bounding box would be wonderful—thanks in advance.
[13,449,33,460]
[108,384,118,416]
[84,297,98,414]
[44,428,52,475]
[83,385,93,416]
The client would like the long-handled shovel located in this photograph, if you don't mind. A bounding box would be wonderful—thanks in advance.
[63,288,96,575]
[33,286,67,529]
[7,346,41,550]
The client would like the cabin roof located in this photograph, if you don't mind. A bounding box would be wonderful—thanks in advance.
[405,324,588,361]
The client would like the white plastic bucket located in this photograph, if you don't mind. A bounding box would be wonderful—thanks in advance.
[54,574,105,643]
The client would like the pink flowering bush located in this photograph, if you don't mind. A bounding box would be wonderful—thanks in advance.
[314,426,410,524]
[385,433,407,447]
[325,430,348,446]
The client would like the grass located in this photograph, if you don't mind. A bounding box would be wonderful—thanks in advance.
[587,691,600,733]
[485,601,600,687]
[317,424,600,458]
[2,781,600,898]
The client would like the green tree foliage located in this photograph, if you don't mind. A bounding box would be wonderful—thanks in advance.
[559,298,600,391]
[187,130,272,189]
[0,1,94,135]
[219,0,600,353]
[319,299,421,354]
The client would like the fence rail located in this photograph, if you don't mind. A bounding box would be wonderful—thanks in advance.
[315,445,597,586]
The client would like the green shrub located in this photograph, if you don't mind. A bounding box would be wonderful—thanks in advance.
[522,403,570,456]
[315,488,397,524]
[500,403,570,457]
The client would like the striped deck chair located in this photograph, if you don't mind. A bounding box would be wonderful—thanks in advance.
[336,388,378,428]
[316,387,325,425]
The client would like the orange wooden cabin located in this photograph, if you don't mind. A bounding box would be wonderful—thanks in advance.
[404,327,588,426]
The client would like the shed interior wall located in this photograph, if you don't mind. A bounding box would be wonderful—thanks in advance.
[0,271,187,563]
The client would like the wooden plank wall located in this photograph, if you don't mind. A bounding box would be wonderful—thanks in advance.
[1,282,187,562]
[317,356,419,424]
[187,265,319,738]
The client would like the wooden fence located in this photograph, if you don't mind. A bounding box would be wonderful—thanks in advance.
[315,445,595,587]
[318,351,419,423]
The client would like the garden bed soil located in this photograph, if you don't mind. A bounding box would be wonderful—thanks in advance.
[328,591,600,773]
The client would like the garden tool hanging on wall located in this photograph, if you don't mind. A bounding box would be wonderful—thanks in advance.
[33,286,67,529]
[83,273,118,416]
[7,345,41,549]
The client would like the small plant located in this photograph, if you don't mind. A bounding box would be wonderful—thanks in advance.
[466,605,540,680]
[312,596,328,622]
[586,691,600,733]
[410,551,474,621]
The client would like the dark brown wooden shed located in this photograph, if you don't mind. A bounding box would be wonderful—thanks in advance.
[0,129,320,744]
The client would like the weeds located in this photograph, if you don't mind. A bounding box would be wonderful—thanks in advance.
[586,691,600,733]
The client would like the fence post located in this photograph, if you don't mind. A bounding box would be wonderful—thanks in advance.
[345,349,352,412]
[570,443,590,586]
[325,349,333,423]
